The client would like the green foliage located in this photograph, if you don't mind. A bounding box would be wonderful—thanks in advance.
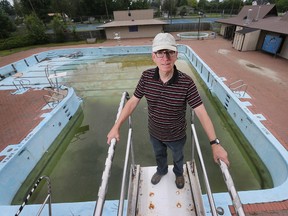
[0,8,16,39]
[0,34,35,50]
[276,0,288,12]
[24,13,48,44]
[162,0,178,16]
[0,0,15,15]
[130,0,150,10]
[178,0,188,7]
[52,16,68,43]
[71,25,80,41]
[198,0,208,11]
[179,6,187,16]
[187,0,197,8]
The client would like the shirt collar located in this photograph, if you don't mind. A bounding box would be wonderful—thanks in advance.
[153,65,179,85]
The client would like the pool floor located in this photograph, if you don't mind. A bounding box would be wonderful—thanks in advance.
[12,53,271,204]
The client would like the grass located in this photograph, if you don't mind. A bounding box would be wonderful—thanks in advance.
[0,40,105,57]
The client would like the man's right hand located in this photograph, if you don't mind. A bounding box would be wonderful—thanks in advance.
[107,126,120,145]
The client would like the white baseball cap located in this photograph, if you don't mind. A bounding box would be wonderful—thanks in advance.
[152,33,177,52]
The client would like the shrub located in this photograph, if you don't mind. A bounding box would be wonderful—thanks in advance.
[24,13,48,44]
[0,34,35,50]
[52,16,68,43]
[0,8,16,39]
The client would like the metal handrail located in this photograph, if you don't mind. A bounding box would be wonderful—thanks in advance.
[43,95,60,108]
[93,92,130,216]
[15,176,52,216]
[12,79,30,92]
[219,160,245,216]
[45,65,55,88]
[230,84,248,98]
[190,110,245,216]
[190,119,218,216]
[228,80,248,98]
[118,116,135,216]
[43,89,66,108]
[94,92,245,216]
[117,92,135,216]
[228,80,244,89]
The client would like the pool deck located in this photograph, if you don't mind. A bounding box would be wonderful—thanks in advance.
[0,35,288,215]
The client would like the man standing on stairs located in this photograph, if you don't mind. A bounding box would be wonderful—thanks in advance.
[107,32,230,189]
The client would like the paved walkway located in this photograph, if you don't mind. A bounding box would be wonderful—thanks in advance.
[0,35,288,215]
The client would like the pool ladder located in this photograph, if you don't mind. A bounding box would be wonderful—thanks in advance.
[43,88,66,108]
[15,176,52,216]
[94,91,246,216]
[44,65,55,89]
[12,79,31,94]
[228,80,248,98]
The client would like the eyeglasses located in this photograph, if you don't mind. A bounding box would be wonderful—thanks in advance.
[154,50,176,58]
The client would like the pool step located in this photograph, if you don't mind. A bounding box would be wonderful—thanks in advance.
[127,162,205,216]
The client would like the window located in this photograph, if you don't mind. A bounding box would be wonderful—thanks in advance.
[129,26,138,32]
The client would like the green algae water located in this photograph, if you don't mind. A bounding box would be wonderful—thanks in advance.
[12,54,272,204]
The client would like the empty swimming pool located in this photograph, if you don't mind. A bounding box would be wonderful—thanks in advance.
[1,44,288,216]
[12,50,271,204]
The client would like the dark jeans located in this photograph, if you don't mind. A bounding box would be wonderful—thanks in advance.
[150,135,186,177]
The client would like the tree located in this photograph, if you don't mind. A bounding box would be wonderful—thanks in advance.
[178,0,188,7]
[19,0,52,23]
[0,8,16,38]
[276,0,288,12]
[179,6,187,16]
[198,0,208,12]
[51,15,68,42]
[24,13,48,44]
[187,0,197,8]
[0,0,15,15]
[162,0,177,17]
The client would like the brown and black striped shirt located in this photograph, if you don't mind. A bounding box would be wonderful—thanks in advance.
[134,66,203,141]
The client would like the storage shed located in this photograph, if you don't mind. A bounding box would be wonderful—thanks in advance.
[233,27,261,51]
[216,4,288,59]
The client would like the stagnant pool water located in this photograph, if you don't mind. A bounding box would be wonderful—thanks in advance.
[12,53,272,204]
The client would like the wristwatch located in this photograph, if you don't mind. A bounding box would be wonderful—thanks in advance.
[210,138,220,145]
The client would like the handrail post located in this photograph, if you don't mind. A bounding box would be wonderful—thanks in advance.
[218,160,246,216]
[190,109,245,216]
[191,123,218,216]
[191,110,196,173]
[118,128,133,216]
[94,139,117,216]
[15,176,52,216]
[93,92,129,216]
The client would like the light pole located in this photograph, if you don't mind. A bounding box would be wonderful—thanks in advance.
[197,16,201,40]
[104,0,109,20]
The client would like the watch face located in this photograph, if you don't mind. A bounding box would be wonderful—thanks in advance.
[210,138,220,145]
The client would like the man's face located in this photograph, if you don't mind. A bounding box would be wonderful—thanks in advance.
[152,49,178,73]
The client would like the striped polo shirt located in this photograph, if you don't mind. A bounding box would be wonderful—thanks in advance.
[134,66,203,141]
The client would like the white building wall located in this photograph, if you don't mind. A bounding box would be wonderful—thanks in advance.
[105,26,163,39]
[242,30,260,51]
[279,38,288,59]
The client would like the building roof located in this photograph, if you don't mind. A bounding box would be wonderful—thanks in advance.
[99,9,167,28]
[250,15,288,34]
[236,27,259,34]
[99,19,167,28]
[217,5,288,35]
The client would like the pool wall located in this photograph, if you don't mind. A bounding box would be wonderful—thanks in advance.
[1,45,288,215]
[177,44,288,202]
[0,88,82,204]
